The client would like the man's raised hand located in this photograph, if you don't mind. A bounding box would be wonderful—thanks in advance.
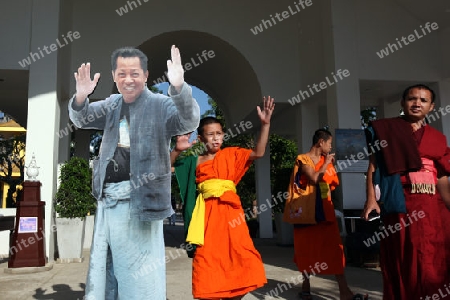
[166,45,184,91]
[74,63,100,104]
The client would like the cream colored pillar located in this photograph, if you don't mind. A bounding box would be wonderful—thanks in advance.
[297,99,320,153]
[436,80,450,142]
[434,27,450,140]
[440,28,450,80]
[381,97,402,119]
[25,0,73,262]
[321,0,364,212]
[255,142,273,238]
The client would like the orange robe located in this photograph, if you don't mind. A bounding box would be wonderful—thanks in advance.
[192,147,267,299]
[293,155,345,274]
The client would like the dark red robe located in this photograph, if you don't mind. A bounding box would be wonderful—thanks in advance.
[377,124,450,299]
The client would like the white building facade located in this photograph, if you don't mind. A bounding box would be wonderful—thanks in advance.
[0,0,449,259]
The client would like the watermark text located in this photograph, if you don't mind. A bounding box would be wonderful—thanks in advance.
[363,210,425,247]
[376,22,439,59]
[288,69,350,106]
[18,31,81,68]
[250,0,313,35]
[153,50,215,85]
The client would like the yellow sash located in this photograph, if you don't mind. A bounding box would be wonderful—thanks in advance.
[186,179,236,246]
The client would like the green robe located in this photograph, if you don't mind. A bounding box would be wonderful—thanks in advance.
[174,155,198,257]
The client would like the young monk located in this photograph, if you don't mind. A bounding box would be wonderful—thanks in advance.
[171,96,274,300]
[286,129,367,300]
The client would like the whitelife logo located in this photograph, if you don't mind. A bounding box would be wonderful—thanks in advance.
[288,69,350,106]
[153,50,215,85]
[376,22,439,59]
[363,210,425,247]
[18,31,81,68]
[250,0,313,35]
[116,0,149,16]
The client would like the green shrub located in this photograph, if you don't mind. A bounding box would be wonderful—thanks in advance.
[54,156,96,218]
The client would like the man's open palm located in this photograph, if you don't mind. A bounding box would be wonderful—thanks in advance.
[166,45,184,88]
[74,62,100,102]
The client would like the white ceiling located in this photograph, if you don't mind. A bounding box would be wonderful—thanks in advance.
[0,0,449,129]
[393,0,450,31]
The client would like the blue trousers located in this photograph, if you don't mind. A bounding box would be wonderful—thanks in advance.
[85,182,166,300]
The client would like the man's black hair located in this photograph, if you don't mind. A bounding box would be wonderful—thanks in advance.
[111,47,148,72]
[312,128,332,146]
[402,84,435,103]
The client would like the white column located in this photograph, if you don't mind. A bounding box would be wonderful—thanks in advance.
[255,142,273,238]
[298,100,319,153]
[322,0,361,130]
[294,105,303,152]
[381,98,401,119]
[25,0,72,262]
[321,0,363,211]
[429,25,450,140]
[440,29,450,80]
[436,79,450,142]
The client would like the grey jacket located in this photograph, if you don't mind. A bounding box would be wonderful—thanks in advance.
[68,83,200,220]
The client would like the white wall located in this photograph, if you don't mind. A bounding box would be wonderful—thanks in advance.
[1,0,445,110]
[356,0,441,81]
[69,0,301,104]
[439,29,450,79]
[0,0,33,70]
[0,1,448,256]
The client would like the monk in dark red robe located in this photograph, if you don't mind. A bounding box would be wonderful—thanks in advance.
[363,84,450,299]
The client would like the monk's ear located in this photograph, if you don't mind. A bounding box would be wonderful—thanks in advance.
[430,102,435,112]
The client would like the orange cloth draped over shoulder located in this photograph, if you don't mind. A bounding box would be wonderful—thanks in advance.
[293,155,345,275]
[192,147,267,299]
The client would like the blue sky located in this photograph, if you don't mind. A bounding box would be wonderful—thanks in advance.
[154,82,211,116]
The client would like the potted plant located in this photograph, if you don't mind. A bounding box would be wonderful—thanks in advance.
[54,156,96,262]
[272,167,295,246]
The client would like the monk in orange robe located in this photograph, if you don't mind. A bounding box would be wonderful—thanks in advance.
[290,129,367,300]
[171,97,275,299]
